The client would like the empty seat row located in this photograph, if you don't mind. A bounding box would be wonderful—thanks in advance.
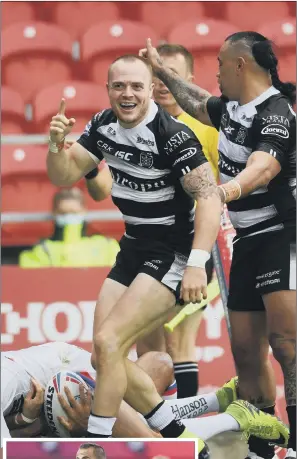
[2,1,293,39]
[1,145,124,246]
[2,18,295,102]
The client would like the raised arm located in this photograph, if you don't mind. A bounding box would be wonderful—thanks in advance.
[46,99,99,187]
[140,39,213,126]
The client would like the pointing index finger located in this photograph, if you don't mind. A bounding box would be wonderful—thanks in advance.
[58,98,66,115]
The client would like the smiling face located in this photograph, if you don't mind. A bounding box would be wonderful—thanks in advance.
[153,53,193,113]
[107,58,154,128]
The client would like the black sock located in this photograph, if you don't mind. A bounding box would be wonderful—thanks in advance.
[248,406,276,459]
[144,401,186,438]
[287,405,296,450]
[174,362,199,398]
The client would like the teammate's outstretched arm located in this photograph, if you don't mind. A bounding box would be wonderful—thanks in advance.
[47,99,99,186]
[180,163,221,304]
[140,39,213,126]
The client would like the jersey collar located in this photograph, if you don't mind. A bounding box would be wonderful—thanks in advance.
[230,86,280,119]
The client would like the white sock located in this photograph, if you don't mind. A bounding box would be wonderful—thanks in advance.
[166,393,220,419]
[87,414,116,436]
[183,413,240,441]
[145,401,176,431]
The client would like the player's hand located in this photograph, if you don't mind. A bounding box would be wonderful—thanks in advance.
[139,38,164,72]
[180,266,208,304]
[22,378,44,420]
[57,383,91,436]
[49,98,76,144]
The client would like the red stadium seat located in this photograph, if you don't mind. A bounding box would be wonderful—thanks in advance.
[2,145,55,245]
[259,18,296,83]
[2,146,123,245]
[139,1,205,39]
[258,18,296,52]
[2,22,74,102]
[53,1,121,39]
[34,81,110,133]
[2,2,36,29]
[168,19,238,91]
[81,20,159,86]
[1,86,25,134]
[279,54,296,83]
[225,1,290,31]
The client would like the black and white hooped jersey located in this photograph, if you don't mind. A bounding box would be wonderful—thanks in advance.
[77,100,207,250]
[207,86,296,239]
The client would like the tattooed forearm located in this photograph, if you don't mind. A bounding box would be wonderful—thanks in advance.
[155,66,211,122]
[269,333,296,406]
[180,163,220,201]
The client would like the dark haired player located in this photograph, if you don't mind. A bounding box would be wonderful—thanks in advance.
[140,32,296,459]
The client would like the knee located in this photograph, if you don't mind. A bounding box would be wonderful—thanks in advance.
[93,328,120,364]
[269,332,296,366]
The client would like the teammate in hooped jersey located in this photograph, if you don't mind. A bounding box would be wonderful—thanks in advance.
[46,53,222,451]
[141,32,296,459]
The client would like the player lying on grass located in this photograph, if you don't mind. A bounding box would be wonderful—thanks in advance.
[1,342,289,457]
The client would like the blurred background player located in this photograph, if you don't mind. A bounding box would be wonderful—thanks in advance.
[76,443,106,459]
[137,43,219,399]
[19,188,119,268]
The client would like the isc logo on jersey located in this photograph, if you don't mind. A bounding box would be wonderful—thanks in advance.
[261,124,289,139]
[44,370,93,437]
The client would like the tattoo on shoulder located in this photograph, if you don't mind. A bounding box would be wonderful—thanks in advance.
[180,163,220,200]
[155,68,210,120]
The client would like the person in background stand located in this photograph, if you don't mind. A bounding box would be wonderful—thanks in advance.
[19,188,119,268]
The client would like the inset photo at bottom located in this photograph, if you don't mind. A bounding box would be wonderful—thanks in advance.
[4,439,197,459]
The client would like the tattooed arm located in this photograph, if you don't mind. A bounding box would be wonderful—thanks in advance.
[156,69,213,126]
[181,163,221,251]
[140,39,214,126]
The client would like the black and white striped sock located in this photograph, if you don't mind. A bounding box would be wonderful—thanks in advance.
[174,362,199,398]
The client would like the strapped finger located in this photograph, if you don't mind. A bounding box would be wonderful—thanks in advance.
[58,98,66,115]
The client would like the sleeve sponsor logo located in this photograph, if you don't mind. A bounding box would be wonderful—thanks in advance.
[164,131,191,154]
[172,147,197,167]
[261,115,290,127]
[261,124,289,139]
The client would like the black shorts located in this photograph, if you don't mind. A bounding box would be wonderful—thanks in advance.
[108,235,190,294]
[228,228,296,312]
